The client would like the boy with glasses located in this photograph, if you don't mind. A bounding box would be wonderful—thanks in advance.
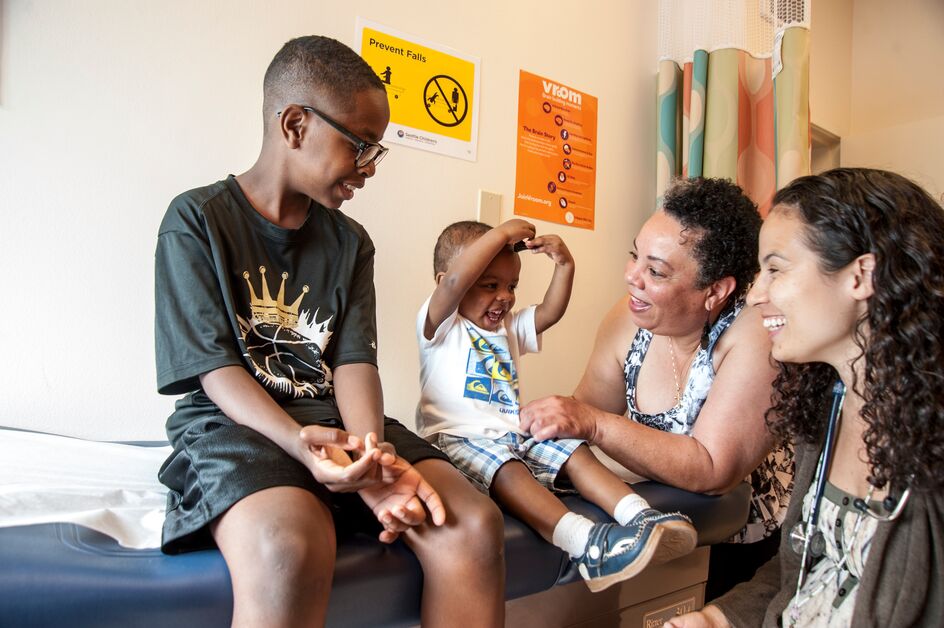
[155,35,505,627]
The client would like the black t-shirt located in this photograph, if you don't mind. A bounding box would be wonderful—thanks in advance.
[155,176,377,435]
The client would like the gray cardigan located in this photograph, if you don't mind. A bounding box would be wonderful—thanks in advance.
[713,441,944,627]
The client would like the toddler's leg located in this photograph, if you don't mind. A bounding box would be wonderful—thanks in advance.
[211,486,336,628]
[490,459,570,542]
[404,459,505,628]
[561,444,697,564]
[560,444,641,514]
[492,459,661,592]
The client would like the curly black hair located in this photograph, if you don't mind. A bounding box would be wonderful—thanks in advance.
[432,220,491,276]
[662,177,762,300]
[766,168,944,492]
[263,35,385,120]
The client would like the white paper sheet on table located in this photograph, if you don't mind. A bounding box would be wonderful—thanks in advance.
[0,429,170,549]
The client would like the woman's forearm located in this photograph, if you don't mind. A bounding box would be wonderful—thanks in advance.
[522,394,752,493]
[592,412,741,494]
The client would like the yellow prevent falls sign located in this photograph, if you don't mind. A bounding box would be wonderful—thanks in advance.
[356,18,480,161]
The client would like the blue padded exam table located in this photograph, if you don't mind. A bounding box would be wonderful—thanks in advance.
[0,436,750,628]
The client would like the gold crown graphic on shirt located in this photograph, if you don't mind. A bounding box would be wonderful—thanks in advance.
[243,266,309,327]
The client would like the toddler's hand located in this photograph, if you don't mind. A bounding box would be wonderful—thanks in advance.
[521,234,574,267]
[496,218,536,245]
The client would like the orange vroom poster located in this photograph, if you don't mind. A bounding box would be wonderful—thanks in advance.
[514,70,598,230]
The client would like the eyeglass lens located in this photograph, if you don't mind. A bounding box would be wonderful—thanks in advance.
[357,144,387,168]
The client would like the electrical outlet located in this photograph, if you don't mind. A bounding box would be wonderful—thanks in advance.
[477,190,502,226]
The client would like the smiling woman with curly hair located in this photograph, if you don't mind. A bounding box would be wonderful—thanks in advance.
[520,178,792,600]
[762,170,944,495]
[669,168,944,628]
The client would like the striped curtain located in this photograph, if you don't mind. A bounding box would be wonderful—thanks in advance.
[657,0,811,215]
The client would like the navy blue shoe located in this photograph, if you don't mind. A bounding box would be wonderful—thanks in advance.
[573,520,663,592]
[630,508,697,564]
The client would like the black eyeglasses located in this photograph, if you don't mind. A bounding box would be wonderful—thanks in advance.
[276,104,388,168]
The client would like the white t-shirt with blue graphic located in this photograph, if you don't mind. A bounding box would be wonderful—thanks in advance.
[415,296,541,439]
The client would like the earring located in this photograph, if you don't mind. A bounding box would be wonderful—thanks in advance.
[700,313,711,350]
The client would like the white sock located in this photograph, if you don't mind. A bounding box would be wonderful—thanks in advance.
[613,493,650,526]
[552,512,595,558]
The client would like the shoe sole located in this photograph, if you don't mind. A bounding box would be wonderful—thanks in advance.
[651,520,698,565]
[583,524,665,593]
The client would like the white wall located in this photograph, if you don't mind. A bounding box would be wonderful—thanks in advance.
[842,114,944,200]
[810,0,944,197]
[809,0,853,138]
[840,0,944,198]
[847,0,944,136]
[0,0,657,439]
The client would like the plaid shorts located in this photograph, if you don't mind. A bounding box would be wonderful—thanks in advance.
[434,432,584,493]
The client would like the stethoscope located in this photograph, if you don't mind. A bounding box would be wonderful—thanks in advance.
[789,381,912,581]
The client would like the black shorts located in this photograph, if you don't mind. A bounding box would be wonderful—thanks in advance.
[158,414,449,554]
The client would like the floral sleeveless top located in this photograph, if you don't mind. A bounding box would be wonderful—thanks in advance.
[623,299,794,543]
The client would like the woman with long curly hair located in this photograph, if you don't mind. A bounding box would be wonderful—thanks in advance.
[668,168,944,627]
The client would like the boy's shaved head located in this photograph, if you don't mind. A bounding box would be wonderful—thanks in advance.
[433,221,492,275]
[262,35,385,121]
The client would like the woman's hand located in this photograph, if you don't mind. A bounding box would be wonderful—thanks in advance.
[663,606,731,628]
[298,425,384,492]
[519,395,602,442]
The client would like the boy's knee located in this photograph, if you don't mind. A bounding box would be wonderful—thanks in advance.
[477,495,506,539]
[222,509,336,623]
[436,491,505,566]
[254,523,336,586]
[457,492,504,542]
[409,460,505,566]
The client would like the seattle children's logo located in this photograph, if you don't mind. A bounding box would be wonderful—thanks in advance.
[237,266,334,398]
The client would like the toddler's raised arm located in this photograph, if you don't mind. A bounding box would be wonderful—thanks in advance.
[524,234,575,333]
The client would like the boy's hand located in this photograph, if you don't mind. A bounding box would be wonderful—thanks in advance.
[298,426,385,492]
[520,234,574,267]
[496,218,536,245]
[358,453,447,543]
